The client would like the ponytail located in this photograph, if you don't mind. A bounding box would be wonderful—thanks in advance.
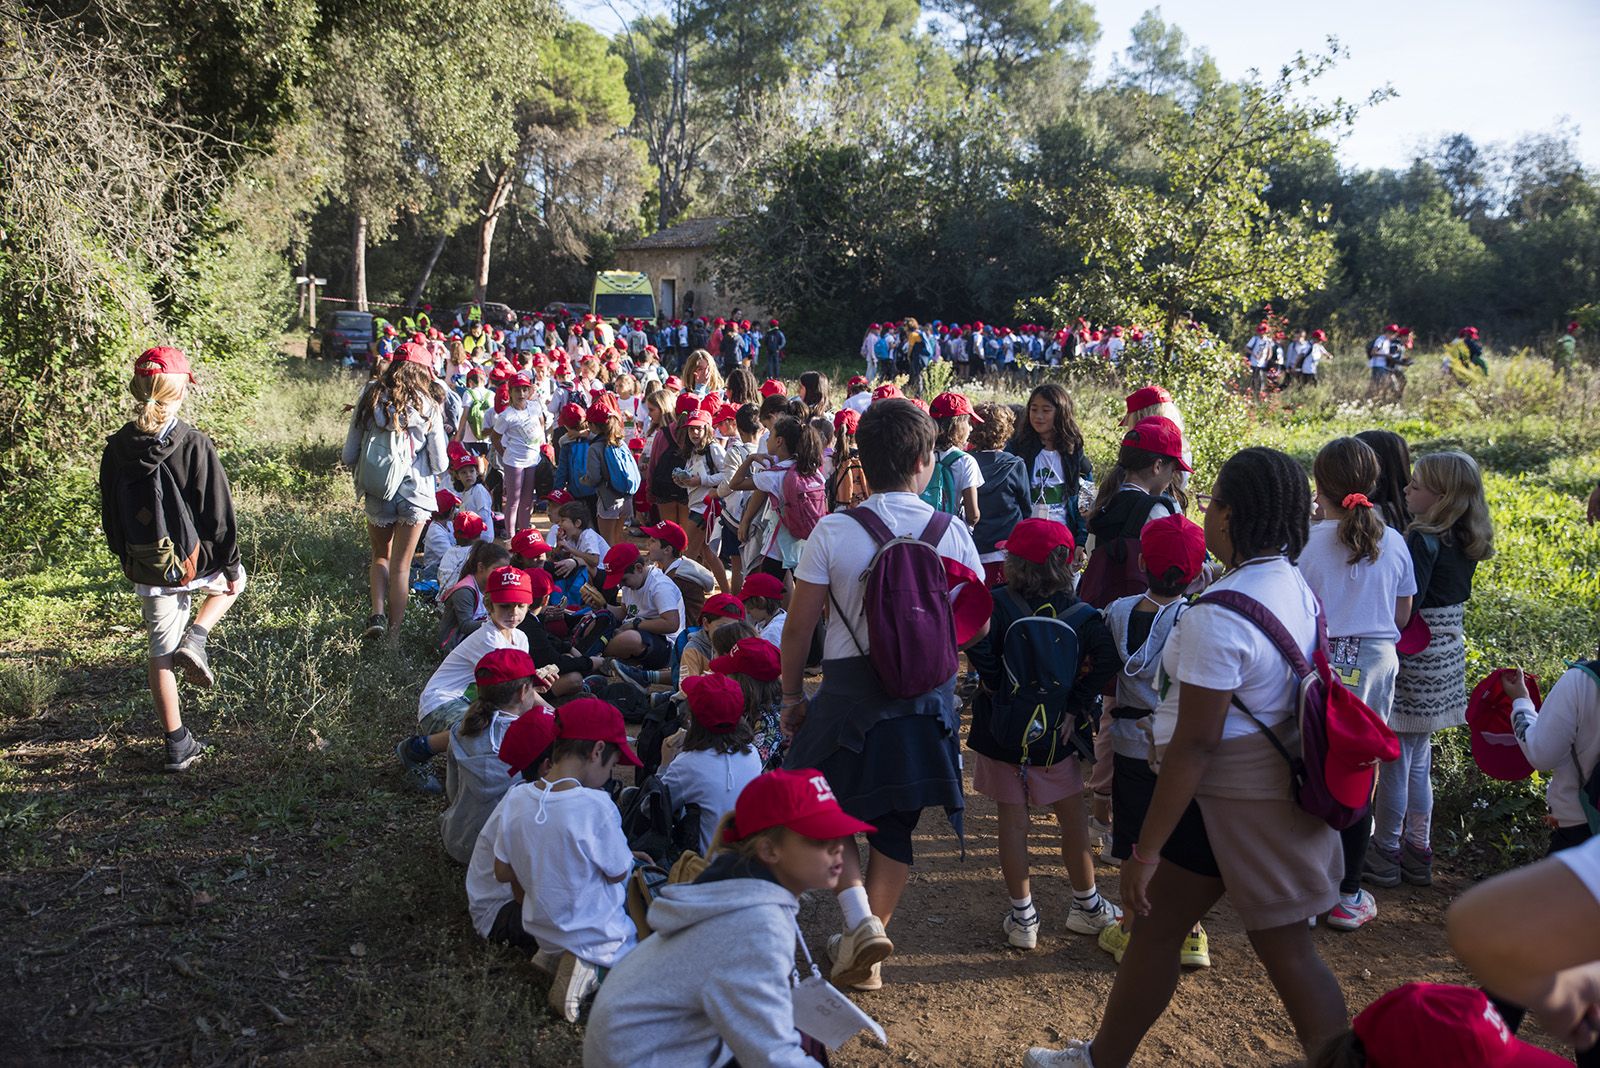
[460,677,530,738]
[1314,438,1384,566]
[130,371,187,434]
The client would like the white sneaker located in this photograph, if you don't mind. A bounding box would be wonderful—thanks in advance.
[1003,909,1040,950]
[1326,889,1379,931]
[1088,817,1115,864]
[1064,897,1122,934]
[1024,1038,1096,1067]
[548,952,599,1022]
[531,947,561,976]
[826,917,893,989]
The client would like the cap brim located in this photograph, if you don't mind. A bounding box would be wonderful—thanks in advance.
[787,810,876,840]
[615,738,643,767]
[489,593,534,605]
[967,411,984,424]
[602,572,626,589]
[1471,727,1536,781]
[1325,763,1378,809]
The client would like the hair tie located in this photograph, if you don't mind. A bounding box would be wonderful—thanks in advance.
[1342,493,1373,510]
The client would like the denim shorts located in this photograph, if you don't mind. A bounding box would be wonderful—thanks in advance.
[364,491,432,528]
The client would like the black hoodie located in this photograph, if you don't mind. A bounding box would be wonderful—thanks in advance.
[100,419,242,583]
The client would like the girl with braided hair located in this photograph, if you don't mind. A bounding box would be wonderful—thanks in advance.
[1028,446,1347,1068]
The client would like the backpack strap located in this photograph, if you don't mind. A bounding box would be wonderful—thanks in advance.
[844,504,895,546]
[918,510,954,548]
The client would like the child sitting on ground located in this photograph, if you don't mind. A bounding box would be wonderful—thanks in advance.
[658,673,764,853]
[677,593,747,682]
[965,518,1121,950]
[709,632,784,769]
[737,571,787,648]
[493,697,643,1022]
[440,648,553,864]
[438,509,488,590]
[398,566,538,794]
[464,709,557,953]
[450,448,496,541]
[583,769,875,1068]
[1098,514,1211,968]
[423,488,462,582]
[437,541,510,652]
[588,542,685,680]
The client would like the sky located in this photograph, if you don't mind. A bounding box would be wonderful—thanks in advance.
[567,0,1600,171]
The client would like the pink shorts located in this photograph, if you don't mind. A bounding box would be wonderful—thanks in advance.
[971,751,1085,808]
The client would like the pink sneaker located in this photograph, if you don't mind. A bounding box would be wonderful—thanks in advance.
[1326,889,1378,931]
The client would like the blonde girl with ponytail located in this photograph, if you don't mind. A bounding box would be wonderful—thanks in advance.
[1296,435,1418,931]
[100,347,244,772]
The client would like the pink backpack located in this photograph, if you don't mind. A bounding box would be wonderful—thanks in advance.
[778,466,827,540]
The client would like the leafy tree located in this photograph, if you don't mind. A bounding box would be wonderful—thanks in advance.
[927,0,1099,99]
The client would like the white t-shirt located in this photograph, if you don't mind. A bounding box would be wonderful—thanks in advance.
[492,783,636,966]
[1030,451,1070,526]
[658,747,763,852]
[759,610,787,648]
[466,785,521,938]
[559,526,611,564]
[795,491,983,661]
[1368,337,1391,369]
[940,447,984,499]
[843,391,871,415]
[419,625,528,720]
[1245,335,1272,368]
[1513,669,1600,828]
[1152,557,1318,746]
[622,566,686,641]
[494,404,547,468]
[1557,833,1600,903]
[1301,343,1327,374]
[1296,522,1417,641]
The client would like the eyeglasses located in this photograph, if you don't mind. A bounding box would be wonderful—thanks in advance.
[1195,493,1214,512]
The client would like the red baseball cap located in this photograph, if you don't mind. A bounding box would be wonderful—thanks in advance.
[1123,385,1172,415]
[701,593,747,621]
[848,374,869,388]
[558,403,585,429]
[714,403,740,424]
[511,371,532,388]
[945,558,992,648]
[434,488,461,515]
[1312,328,1328,341]
[682,674,746,733]
[510,529,553,559]
[498,709,558,778]
[722,769,875,843]
[641,520,687,553]
[663,375,683,391]
[1123,416,1192,471]
[699,392,722,412]
[998,517,1074,563]
[546,488,574,505]
[759,379,786,398]
[602,542,642,588]
[1466,669,1542,781]
[1386,323,1400,333]
[555,698,642,766]
[585,401,613,426]
[448,444,478,471]
[627,437,646,453]
[674,393,701,415]
[396,341,433,366]
[453,510,487,540]
[1352,983,1567,1068]
[872,383,903,402]
[737,572,785,602]
[929,391,983,423]
[475,648,537,688]
[1256,323,1270,334]
[833,408,859,434]
[709,636,781,681]
[134,346,195,382]
[486,566,534,604]
[683,409,713,429]
[1140,514,1206,583]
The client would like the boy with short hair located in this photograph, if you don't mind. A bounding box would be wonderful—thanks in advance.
[493,698,643,1021]
[607,521,715,692]
[738,571,787,648]
[465,709,558,953]
[591,542,685,680]
[1097,514,1211,968]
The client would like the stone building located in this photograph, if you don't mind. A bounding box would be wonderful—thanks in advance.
[611,217,769,322]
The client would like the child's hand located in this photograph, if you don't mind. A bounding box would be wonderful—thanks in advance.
[579,585,606,610]
[554,558,578,578]
[534,664,561,688]
[1501,671,1531,702]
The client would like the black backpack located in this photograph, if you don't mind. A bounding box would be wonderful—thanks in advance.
[633,691,685,781]
[1077,491,1175,610]
[112,454,201,588]
[618,774,702,865]
[986,589,1100,768]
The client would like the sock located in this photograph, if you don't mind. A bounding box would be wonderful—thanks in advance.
[837,886,872,930]
[1010,895,1036,921]
[186,624,210,645]
[1341,891,1362,907]
[405,735,433,761]
[165,725,191,745]
[1073,886,1103,913]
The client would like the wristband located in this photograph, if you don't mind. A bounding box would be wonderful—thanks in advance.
[1130,843,1158,866]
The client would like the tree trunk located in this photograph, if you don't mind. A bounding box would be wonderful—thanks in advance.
[408,232,448,310]
[472,162,517,306]
[351,212,369,311]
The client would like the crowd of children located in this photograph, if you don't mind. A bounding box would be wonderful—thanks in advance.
[100,330,1600,1067]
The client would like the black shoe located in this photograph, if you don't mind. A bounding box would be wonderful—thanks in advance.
[172,631,215,689]
[363,614,387,639]
[164,732,208,772]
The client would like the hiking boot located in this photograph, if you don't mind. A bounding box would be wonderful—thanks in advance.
[395,739,441,795]
[1064,897,1122,935]
[163,731,208,772]
[1401,842,1434,886]
[548,952,599,1022]
[1362,842,1402,888]
[1180,926,1211,968]
[1003,909,1040,950]
[1327,889,1379,931]
[609,659,655,694]
[826,917,893,989]
[363,613,387,639]
[172,629,215,688]
[1024,1039,1097,1067]
[1097,921,1129,963]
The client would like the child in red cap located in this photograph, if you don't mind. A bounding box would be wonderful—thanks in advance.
[493,697,643,1021]
[449,446,495,543]
[101,346,245,771]
[592,541,686,679]
[1080,416,1189,609]
[440,649,554,864]
[492,366,550,536]
[398,566,542,793]
[926,391,984,527]
[465,706,558,953]
[659,674,763,852]
[1098,513,1211,968]
[580,403,633,550]
[710,631,784,766]
[552,403,598,529]
[584,769,874,1068]
[737,571,788,647]
[423,487,462,583]
[966,518,1121,951]
[437,508,489,594]
[436,541,511,652]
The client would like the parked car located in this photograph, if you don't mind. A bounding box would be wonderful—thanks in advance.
[543,301,591,318]
[319,310,374,360]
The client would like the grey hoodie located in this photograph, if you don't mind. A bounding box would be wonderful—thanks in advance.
[582,869,815,1068]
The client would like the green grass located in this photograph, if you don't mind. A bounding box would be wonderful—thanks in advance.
[1,345,1596,1059]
